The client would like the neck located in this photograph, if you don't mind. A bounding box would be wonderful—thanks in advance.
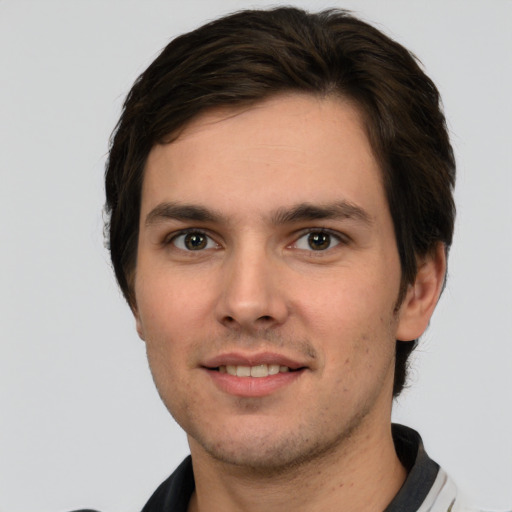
[187,420,406,512]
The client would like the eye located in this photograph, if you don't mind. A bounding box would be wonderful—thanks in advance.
[294,231,342,251]
[171,231,218,251]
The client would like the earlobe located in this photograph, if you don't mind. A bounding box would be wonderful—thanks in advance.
[135,317,145,341]
[127,286,146,341]
[396,243,447,342]
[133,307,146,341]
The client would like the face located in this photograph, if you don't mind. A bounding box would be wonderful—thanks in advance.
[135,94,410,471]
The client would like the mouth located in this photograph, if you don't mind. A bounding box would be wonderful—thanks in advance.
[215,364,302,378]
[202,353,308,397]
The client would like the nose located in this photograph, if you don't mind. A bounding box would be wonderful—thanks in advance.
[215,245,289,331]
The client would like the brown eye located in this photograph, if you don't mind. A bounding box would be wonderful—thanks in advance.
[171,231,216,251]
[184,232,207,250]
[307,232,332,250]
[293,230,342,251]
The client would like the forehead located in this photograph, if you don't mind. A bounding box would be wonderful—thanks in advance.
[141,93,386,222]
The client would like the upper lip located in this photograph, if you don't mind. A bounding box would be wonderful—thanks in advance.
[201,351,308,370]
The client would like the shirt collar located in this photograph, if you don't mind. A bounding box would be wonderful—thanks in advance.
[384,424,440,511]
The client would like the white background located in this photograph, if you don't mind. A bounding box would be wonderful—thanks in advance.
[1,1,511,511]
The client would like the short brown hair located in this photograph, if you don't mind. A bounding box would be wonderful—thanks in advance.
[104,7,455,397]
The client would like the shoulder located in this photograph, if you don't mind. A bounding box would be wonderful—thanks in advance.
[419,468,497,512]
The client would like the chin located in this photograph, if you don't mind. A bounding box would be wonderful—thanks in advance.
[186,417,360,476]
[200,437,326,473]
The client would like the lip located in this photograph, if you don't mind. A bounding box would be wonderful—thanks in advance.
[201,351,308,398]
[205,367,305,397]
[202,351,306,370]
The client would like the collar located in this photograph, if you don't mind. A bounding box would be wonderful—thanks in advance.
[384,424,440,511]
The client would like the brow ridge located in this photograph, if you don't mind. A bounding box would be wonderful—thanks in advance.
[145,202,225,226]
[144,200,372,227]
[270,201,373,225]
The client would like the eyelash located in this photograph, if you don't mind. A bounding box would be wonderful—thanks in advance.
[292,228,348,252]
[164,228,349,252]
[165,229,219,251]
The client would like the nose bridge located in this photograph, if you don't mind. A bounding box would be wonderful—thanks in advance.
[216,237,287,329]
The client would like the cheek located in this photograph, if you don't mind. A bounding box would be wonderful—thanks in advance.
[134,267,221,399]
[294,267,399,365]
[296,267,396,326]
[136,268,212,339]
[135,276,196,407]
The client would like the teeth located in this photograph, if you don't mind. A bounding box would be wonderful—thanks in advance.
[220,364,291,377]
[237,366,251,377]
[250,364,267,377]
[268,364,280,375]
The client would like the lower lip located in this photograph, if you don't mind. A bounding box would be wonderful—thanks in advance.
[205,369,304,397]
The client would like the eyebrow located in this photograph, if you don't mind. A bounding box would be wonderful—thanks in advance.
[145,202,225,226]
[144,200,373,227]
[270,201,373,226]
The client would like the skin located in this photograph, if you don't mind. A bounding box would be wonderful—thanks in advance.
[134,94,446,512]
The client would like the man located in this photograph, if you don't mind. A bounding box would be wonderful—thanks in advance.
[103,6,471,512]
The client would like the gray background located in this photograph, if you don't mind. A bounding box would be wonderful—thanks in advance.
[1,1,511,511]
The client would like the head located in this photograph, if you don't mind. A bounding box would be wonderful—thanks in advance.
[105,7,455,398]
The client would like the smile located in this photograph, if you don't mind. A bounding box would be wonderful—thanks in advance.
[218,364,292,377]
[204,355,306,397]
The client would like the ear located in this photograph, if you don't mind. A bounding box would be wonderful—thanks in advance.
[132,305,146,341]
[396,243,447,342]
[135,317,145,341]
